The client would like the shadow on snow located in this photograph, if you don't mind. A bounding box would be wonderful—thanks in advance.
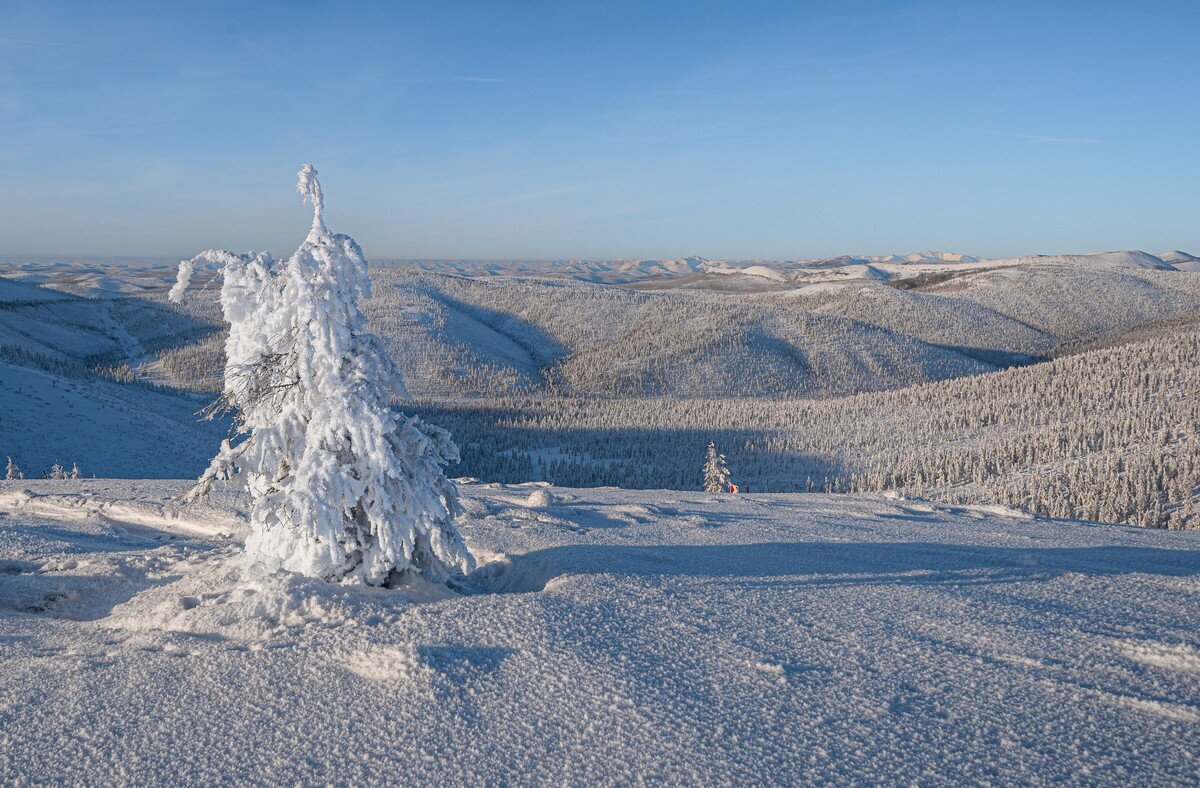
[461,540,1200,594]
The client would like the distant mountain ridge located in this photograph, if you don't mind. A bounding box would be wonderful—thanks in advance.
[1000,250,1176,270]
[6,248,1196,290]
[389,248,1193,286]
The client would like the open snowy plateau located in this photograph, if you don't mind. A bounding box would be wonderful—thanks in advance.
[1,479,1198,784]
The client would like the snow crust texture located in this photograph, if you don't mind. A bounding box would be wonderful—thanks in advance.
[1,479,1198,784]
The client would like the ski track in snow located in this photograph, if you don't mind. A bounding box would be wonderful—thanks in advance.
[1,479,1198,784]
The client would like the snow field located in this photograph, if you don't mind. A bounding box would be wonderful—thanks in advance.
[2,479,1198,784]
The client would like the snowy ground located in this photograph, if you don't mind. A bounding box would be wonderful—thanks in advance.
[2,480,1198,784]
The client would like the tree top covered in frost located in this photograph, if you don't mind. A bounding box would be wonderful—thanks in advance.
[296,162,326,237]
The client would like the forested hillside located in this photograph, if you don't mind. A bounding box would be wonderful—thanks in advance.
[414,326,1200,529]
[3,260,1200,529]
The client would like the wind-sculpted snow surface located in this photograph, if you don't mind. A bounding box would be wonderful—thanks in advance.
[167,166,472,585]
[1,479,1198,783]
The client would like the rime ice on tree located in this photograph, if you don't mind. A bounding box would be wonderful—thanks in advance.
[702,441,732,493]
[170,165,474,586]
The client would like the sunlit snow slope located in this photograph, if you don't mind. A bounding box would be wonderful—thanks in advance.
[1,480,1197,784]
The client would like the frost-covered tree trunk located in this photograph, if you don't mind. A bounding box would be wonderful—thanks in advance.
[170,165,474,586]
[702,441,731,493]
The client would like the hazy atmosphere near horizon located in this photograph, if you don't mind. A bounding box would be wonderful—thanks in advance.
[3,2,1200,786]
[2,0,1198,259]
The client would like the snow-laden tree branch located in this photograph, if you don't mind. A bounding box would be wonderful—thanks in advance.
[169,165,473,586]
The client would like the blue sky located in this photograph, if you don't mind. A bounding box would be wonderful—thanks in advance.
[1,0,1197,259]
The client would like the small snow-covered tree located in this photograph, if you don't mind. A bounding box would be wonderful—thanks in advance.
[69,463,81,479]
[5,457,23,480]
[47,463,66,480]
[702,441,731,493]
[169,165,474,586]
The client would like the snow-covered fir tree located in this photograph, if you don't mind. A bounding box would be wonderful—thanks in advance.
[5,457,22,480]
[169,164,474,586]
[69,463,81,479]
[702,441,732,493]
[47,463,66,480]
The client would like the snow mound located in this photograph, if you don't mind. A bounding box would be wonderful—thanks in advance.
[523,488,554,508]
[107,547,456,643]
[1119,640,1200,673]
[0,487,243,537]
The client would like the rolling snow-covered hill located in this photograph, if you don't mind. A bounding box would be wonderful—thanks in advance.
[3,254,1200,530]
[0,361,223,478]
[369,273,1002,398]
[376,261,1200,397]
[135,261,1200,399]
[417,322,1200,528]
[1163,252,1200,272]
[0,272,224,478]
[1,480,1197,783]
[802,262,1200,356]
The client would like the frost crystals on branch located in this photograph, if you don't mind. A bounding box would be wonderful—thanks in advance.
[702,441,732,493]
[169,164,474,586]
